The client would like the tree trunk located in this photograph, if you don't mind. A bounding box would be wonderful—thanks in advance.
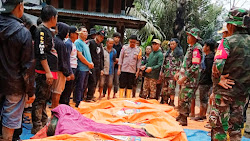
[173,0,187,51]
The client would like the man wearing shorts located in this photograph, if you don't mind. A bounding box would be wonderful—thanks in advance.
[51,22,72,109]
[0,0,35,140]
[118,35,141,98]
[99,38,117,100]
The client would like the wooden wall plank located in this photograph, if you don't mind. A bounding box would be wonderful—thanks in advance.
[113,0,121,14]
[88,0,96,12]
[101,0,109,13]
[51,0,59,8]
[64,0,71,9]
[76,0,84,10]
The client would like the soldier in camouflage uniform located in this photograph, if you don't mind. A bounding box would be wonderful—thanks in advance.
[174,28,203,126]
[209,8,250,141]
[161,38,183,106]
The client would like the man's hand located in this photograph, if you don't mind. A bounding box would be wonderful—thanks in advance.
[209,93,215,105]
[136,71,139,79]
[115,58,119,64]
[66,76,71,81]
[117,69,121,75]
[218,74,235,89]
[145,67,152,73]
[177,76,187,85]
[70,73,75,80]
[26,94,36,104]
[174,72,179,81]
[88,62,94,69]
[141,65,146,71]
[101,70,104,76]
[45,72,53,85]
[212,64,220,78]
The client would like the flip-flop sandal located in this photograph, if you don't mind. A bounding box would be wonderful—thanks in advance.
[23,117,31,124]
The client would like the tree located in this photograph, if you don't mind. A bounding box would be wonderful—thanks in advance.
[129,0,223,51]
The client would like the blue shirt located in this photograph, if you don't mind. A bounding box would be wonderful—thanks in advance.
[103,47,117,75]
[75,39,92,71]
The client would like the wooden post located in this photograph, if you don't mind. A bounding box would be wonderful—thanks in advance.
[76,0,84,10]
[113,0,121,14]
[51,0,59,8]
[63,0,71,9]
[101,0,109,13]
[117,22,125,44]
[88,0,96,12]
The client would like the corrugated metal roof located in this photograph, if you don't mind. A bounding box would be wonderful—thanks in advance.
[24,6,144,22]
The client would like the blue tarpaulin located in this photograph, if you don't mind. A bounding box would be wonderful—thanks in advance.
[184,129,250,141]
[20,123,250,141]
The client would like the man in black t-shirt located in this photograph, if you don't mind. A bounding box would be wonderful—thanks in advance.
[31,5,58,134]
[112,32,122,98]
[86,30,106,102]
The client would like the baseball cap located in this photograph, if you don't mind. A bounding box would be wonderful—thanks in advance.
[97,29,106,37]
[0,0,23,13]
[152,39,161,44]
[69,26,78,34]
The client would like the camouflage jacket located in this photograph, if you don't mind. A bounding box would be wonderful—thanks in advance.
[179,43,203,88]
[212,30,250,97]
[162,50,182,79]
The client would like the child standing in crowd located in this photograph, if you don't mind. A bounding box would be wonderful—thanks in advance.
[161,38,183,106]
[99,38,117,100]
[194,39,215,121]
[141,39,164,99]
[175,28,203,126]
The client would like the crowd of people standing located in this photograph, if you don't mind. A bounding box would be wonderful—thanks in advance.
[0,1,250,141]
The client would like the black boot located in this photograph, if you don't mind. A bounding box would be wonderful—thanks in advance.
[178,114,187,126]
[169,99,175,107]
[176,114,181,122]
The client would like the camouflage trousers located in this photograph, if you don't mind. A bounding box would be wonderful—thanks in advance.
[161,78,176,100]
[178,86,196,117]
[141,77,157,99]
[209,94,245,141]
[32,73,53,131]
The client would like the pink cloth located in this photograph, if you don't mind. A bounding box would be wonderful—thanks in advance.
[214,38,228,60]
[52,104,148,137]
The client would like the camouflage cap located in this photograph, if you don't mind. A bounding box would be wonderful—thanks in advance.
[226,8,248,28]
[186,28,201,40]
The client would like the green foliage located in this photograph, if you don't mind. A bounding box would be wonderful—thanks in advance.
[131,0,223,51]
[141,34,153,49]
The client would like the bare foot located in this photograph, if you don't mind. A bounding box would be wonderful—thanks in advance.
[107,96,110,100]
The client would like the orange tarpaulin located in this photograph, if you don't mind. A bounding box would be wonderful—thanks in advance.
[27,98,187,141]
